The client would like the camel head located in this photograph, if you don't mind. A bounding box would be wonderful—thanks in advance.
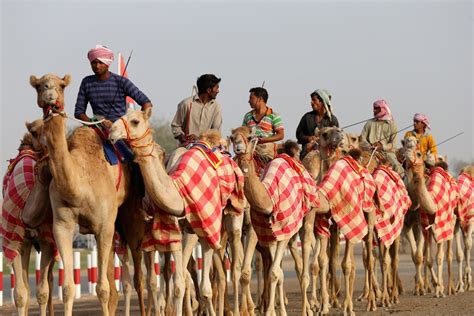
[24,119,46,153]
[318,127,345,151]
[109,107,152,144]
[404,145,424,177]
[340,132,360,155]
[230,126,254,155]
[30,74,71,112]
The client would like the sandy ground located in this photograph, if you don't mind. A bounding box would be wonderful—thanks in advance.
[2,249,474,315]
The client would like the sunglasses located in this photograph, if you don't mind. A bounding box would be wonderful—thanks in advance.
[413,120,421,123]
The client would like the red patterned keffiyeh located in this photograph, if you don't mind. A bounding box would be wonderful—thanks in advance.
[317,156,376,243]
[169,146,240,249]
[141,194,182,253]
[420,167,457,242]
[457,171,473,233]
[1,150,36,261]
[373,165,411,247]
[251,155,318,246]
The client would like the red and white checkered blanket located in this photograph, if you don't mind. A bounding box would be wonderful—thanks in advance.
[420,167,458,242]
[1,151,36,261]
[373,166,411,247]
[169,147,241,249]
[251,154,318,246]
[141,194,182,252]
[457,171,473,233]
[318,156,376,243]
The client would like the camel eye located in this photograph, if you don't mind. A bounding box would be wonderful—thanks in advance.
[131,119,140,126]
[31,131,37,137]
[322,132,328,138]
[351,137,357,142]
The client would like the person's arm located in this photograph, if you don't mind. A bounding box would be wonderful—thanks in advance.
[211,103,222,131]
[428,134,438,159]
[331,115,339,127]
[260,128,284,144]
[74,79,90,121]
[382,121,397,151]
[296,114,309,144]
[171,100,187,141]
[359,121,372,151]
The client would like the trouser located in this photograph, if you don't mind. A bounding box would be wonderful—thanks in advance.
[386,151,405,178]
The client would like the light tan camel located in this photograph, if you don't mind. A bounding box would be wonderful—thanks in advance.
[110,109,243,316]
[454,165,474,292]
[3,119,56,316]
[30,74,126,316]
[404,146,458,298]
[236,136,319,316]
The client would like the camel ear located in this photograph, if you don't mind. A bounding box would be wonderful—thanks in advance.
[25,121,32,131]
[143,106,152,120]
[61,74,72,87]
[30,75,39,89]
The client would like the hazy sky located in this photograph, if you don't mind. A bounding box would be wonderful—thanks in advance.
[1,0,472,173]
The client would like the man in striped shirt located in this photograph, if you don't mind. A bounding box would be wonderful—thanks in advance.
[242,87,284,144]
[74,45,153,128]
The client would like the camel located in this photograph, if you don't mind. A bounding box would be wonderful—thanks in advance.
[454,165,474,292]
[30,73,127,316]
[235,134,319,316]
[404,146,458,298]
[109,108,243,316]
[2,119,56,316]
[298,126,346,315]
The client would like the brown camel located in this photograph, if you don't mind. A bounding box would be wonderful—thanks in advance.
[30,74,126,316]
[2,119,56,316]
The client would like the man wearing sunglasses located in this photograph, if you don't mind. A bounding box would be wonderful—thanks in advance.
[404,113,438,164]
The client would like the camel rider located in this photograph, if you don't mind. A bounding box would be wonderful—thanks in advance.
[171,74,222,146]
[296,89,339,159]
[360,99,405,177]
[242,87,285,144]
[74,45,153,128]
[404,113,438,165]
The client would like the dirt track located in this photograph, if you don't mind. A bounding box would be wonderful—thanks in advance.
[3,250,474,315]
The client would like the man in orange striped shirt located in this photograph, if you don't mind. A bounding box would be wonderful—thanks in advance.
[242,87,285,144]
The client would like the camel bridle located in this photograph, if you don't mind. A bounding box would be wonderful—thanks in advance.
[118,117,156,159]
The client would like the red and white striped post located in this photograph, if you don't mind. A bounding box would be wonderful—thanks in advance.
[154,251,160,288]
[225,256,231,283]
[91,247,98,296]
[74,252,81,299]
[0,252,3,306]
[194,245,202,283]
[87,253,92,294]
[114,253,120,291]
[10,268,15,304]
[58,259,64,301]
[35,251,41,285]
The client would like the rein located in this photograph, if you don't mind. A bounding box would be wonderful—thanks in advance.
[119,117,156,159]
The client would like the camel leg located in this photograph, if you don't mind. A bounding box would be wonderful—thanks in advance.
[107,245,119,316]
[390,237,401,304]
[464,225,473,291]
[121,250,133,316]
[413,228,425,295]
[144,251,159,316]
[425,233,438,293]
[130,248,146,316]
[309,236,321,311]
[12,243,31,316]
[182,232,199,316]
[225,213,244,316]
[212,250,226,316]
[446,239,456,295]
[259,246,272,314]
[435,241,446,297]
[318,236,330,314]
[95,227,116,316]
[240,227,258,316]
[301,209,315,316]
[357,240,369,302]
[380,243,391,307]
[199,240,216,316]
[265,239,290,316]
[288,234,303,282]
[365,215,377,312]
[342,242,355,316]
[54,222,75,316]
[170,249,185,316]
[455,224,465,292]
[329,226,341,308]
[163,252,173,315]
[36,241,55,316]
